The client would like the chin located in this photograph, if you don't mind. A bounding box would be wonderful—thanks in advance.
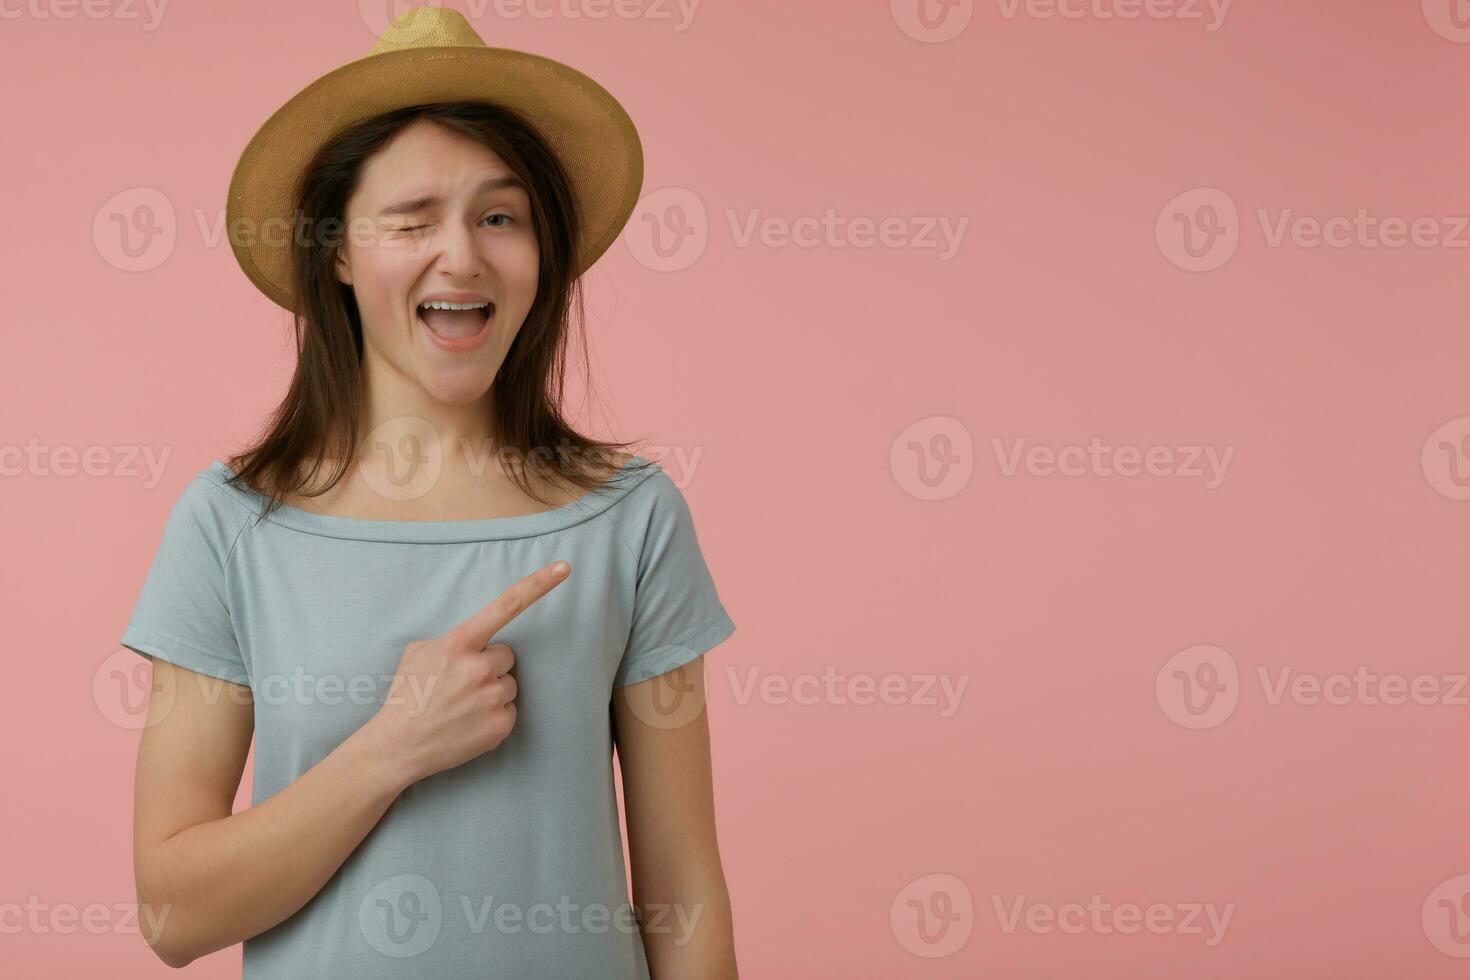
[419,367,497,406]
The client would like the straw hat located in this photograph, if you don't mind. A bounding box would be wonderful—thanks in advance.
[225,5,643,311]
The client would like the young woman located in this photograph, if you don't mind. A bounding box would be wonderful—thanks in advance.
[122,9,738,978]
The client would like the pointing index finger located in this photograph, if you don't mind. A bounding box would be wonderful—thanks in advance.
[449,560,571,650]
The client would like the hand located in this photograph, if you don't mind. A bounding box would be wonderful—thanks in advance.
[369,560,571,786]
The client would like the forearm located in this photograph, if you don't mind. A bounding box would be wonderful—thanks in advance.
[639,875,738,980]
[137,720,411,967]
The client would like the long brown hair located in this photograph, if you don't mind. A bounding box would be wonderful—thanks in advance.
[225,100,650,519]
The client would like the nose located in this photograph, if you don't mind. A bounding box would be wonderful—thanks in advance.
[431,216,484,280]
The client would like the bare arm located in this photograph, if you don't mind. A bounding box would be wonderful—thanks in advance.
[612,655,738,979]
[132,659,411,968]
[130,560,567,968]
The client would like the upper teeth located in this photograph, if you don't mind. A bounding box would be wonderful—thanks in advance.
[420,300,489,310]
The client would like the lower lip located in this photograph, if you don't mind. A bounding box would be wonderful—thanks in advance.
[418,307,493,352]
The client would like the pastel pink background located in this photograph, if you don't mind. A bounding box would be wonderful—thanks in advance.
[3,0,1469,976]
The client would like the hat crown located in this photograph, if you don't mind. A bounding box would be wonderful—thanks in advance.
[228,3,642,310]
[367,6,486,56]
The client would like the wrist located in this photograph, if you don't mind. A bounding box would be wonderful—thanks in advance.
[350,714,419,796]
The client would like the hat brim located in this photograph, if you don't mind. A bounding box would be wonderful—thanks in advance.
[226,46,643,311]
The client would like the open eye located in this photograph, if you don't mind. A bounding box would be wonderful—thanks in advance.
[482,213,512,228]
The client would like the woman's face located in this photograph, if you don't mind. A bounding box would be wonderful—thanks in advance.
[334,118,539,406]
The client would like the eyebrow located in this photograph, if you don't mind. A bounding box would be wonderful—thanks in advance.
[377,175,527,217]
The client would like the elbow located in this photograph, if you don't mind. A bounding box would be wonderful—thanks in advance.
[140,913,197,970]
[151,942,195,970]
[140,910,198,969]
[135,878,199,969]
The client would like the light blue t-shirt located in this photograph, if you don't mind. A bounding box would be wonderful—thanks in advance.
[120,454,736,978]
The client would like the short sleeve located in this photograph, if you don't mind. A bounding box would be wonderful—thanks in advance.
[120,474,251,687]
[612,474,736,688]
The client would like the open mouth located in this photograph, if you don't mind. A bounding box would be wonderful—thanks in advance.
[417,299,494,342]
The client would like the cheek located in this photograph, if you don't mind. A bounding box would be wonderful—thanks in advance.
[494,236,540,299]
[345,241,422,322]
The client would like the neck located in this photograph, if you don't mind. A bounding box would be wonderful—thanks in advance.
[356,357,498,474]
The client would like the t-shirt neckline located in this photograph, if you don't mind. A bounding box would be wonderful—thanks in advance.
[204,454,656,544]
